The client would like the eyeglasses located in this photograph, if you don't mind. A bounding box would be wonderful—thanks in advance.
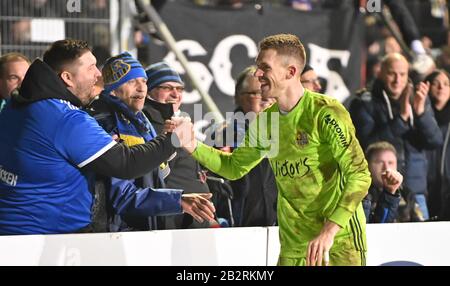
[156,85,185,93]
[240,91,262,97]
[301,78,321,85]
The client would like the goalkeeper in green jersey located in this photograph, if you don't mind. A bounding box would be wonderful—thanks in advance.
[167,34,371,266]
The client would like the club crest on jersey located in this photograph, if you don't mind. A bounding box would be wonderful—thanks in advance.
[296,131,309,147]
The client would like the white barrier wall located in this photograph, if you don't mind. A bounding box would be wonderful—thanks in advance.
[366,222,450,266]
[1,223,450,266]
[0,228,268,266]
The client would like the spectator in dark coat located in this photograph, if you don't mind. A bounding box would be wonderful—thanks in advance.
[425,70,450,221]
[205,66,278,227]
[143,62,213,229]
[350,53,443,221]
[364,141,424,223]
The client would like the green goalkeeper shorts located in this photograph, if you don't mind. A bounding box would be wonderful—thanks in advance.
[278,248,366,266]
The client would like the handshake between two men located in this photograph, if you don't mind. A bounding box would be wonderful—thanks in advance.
[164,116,198,154]
[163,116,215,224]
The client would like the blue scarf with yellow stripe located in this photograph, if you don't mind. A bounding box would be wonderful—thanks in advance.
[100,93,156,146]
[98,93,171,179]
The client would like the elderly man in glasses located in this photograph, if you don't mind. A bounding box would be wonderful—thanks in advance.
[143,62,213,229]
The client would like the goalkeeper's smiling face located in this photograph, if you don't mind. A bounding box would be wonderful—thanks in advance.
[255,49,291,100]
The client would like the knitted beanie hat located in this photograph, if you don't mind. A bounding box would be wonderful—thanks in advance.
[102,52,147,93]
[145,62,184,91]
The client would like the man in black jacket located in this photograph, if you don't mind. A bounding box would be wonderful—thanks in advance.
[144,62,213,229]
[363,141,403,223]
[363,141,424,223]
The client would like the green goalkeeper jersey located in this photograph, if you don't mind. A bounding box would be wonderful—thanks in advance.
[193,90,370,259]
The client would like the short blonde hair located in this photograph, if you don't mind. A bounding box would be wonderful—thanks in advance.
[258,33,306,71]
[366,141,397,162]
[0,52,30,78]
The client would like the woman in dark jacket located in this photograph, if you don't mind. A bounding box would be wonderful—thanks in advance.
[426,70,450,220]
